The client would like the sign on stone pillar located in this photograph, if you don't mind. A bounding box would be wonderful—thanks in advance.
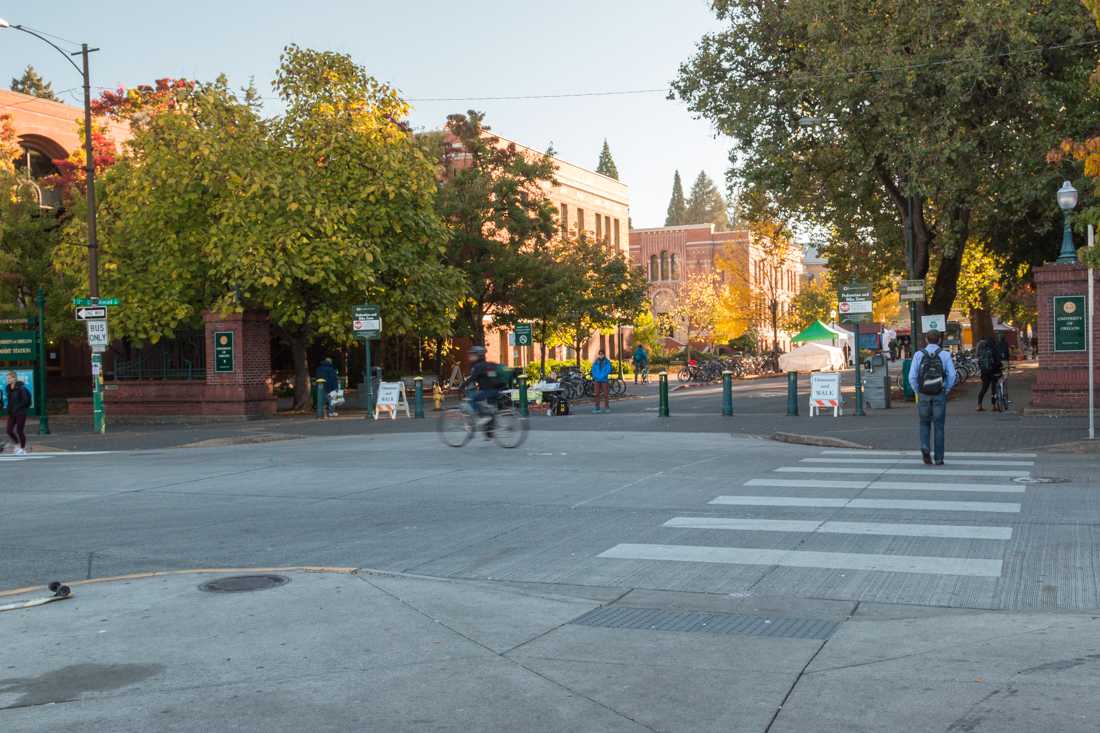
[1053,295,1086,353]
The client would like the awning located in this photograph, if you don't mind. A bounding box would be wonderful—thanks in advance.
[791,320,844,344]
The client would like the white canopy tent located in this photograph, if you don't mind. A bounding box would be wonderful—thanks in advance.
[778,342,847,373]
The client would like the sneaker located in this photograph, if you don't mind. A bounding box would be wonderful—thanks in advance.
[975,405,984,412]
[934,459,945,466]
[603,406,611,413]
[330,411,339,417]
[592,407,601,414]
[15,448,26,456]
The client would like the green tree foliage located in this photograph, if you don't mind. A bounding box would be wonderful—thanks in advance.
[785,277,834,335]
[665,170,687,225]
[684,171,730,230]
[10,65,58,101]
[596,139,619,180]
[669,271,723,359]
[552,234,648,367]
[674,0,1100,316]
[435,111,558,346]
[54,48,462,408]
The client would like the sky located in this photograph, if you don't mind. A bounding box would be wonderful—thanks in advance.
[0,0,733,228]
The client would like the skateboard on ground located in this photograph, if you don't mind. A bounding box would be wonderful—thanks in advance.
[0,581,72,612]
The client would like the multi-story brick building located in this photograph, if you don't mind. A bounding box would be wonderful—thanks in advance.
[629,223,805,352]
[443,130,631,368]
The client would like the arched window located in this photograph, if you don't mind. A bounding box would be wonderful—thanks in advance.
[670,254,679,280]
[660,251,669,280]
[649,255,658,282]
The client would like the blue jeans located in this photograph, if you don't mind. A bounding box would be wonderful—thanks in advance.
[918,393,948,461]
[470,389,499,416]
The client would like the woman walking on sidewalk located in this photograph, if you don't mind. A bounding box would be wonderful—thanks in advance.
[3,370,32,456]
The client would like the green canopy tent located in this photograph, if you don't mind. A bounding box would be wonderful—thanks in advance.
[791,320,843,345]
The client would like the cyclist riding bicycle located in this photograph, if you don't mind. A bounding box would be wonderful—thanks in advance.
[463,345,507,434]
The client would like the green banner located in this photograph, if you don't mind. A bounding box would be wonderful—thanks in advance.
[0,331,36,362]
[1053,295,1087,352]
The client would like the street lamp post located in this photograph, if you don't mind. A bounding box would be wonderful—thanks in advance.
[3,19,104,433]
[1057,180,1079,265]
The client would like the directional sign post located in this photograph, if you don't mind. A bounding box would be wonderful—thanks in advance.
[73,297,120,307]
[86,320,109,351]
[514,323,532,347]
[900,279,925,302]
[73,296,118,434]
[353,304,381,417]
[838,283,872,417]
[75,306,107,321]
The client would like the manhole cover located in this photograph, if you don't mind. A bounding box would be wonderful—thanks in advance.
[1013,476,1069,484]
[198,574,290,593]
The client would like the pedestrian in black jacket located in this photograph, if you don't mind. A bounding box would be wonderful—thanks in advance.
[4,370,32,455]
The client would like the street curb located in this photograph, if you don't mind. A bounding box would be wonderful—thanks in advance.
[769,432,871,449]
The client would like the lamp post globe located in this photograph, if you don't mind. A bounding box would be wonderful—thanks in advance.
[0,18,10,28]
[1057,180,1080,264]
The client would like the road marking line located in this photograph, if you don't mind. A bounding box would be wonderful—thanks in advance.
[820,450,1037,459]
[776,466,1030,478]
[744,478,1025,494]
[708,496,1021,513]
[663,517,1013,540]
[598,543,1003,577]
[802,457,1034,467]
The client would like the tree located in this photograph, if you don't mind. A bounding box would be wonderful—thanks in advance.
[785,276,833,334]
[435,111,558,346]
[55,48,462,409]
[596,139,619,180]
[631,310,660,352]
[715,217,797,351]
[665,170,687,226]
[549,233,647,367]
[684,171,730,230]
[669,271,723,359]
[674,0,1100,317]
[10,65,58,101]
[494,242,574,377]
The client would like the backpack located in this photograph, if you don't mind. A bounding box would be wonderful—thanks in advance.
[917,348,945,395]
[977,342,995,373]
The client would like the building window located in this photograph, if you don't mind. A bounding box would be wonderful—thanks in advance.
[595,214,602,242]
[614,219,620,247]
[649,255,658,282]
[560,203,569,235]
[660,251,669,280]
[670,254,679,280]
[577,208,585,234]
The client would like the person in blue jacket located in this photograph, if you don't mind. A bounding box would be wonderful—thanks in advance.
[591,350,613,413]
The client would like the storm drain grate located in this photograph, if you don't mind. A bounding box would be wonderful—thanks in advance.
[198,574,290,593]
[569,606,838,640]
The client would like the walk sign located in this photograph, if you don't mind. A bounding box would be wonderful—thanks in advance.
[809,372,843,417]
[514,323,533,347]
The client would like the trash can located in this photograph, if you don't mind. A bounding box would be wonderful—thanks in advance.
[863,373,891,410]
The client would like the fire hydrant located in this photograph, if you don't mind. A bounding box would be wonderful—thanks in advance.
[433,383,443,411]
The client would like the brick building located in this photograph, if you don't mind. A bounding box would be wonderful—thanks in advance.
[443,131,631,368]
[628,223,804,351]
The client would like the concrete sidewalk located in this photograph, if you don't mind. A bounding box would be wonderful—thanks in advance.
[1,569,1098,732]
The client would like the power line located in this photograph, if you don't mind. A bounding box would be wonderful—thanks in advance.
[408,88,668,102]
[16,25,83,50]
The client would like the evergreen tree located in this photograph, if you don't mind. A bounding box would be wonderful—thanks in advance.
[10,65,59,101]
[595,139,619,179]
[664,170,687,225]
[684,171,729,230]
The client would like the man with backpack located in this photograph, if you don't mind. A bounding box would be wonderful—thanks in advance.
[907,330,958,465]
[975,335,1003,412]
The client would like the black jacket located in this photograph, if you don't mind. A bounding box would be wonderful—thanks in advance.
[5,382,31,417]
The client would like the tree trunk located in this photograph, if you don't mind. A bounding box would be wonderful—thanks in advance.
[970,308,994,345]
[770,300,780,351]
[290,331,311,411]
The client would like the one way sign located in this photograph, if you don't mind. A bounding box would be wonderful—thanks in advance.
[75,306,107,321]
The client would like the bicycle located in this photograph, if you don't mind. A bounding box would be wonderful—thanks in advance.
[993,367,1012,413]
[438,392,528,449]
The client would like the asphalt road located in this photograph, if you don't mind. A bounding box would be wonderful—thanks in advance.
[2,428,1095,610]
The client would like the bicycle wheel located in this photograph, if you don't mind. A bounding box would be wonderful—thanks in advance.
[493,409,529,449]
[678,367,692,382]
[612,378,626,396]
[438,406,474,448]
[583,379,595,398]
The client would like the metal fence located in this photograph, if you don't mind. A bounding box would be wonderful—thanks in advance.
[110,332,206,381]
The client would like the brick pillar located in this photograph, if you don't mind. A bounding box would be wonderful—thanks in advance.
[1031,264,1100,410]
[202,310,276,417]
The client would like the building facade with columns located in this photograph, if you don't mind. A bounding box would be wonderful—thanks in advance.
[629,223,805,352]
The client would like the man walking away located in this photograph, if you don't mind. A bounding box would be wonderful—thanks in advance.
[975,336,1003,412]
[632,344,649,384]
[315,358,340,417]
[908,330,957,465]
[4,371,32,456]
[592,350,613,413]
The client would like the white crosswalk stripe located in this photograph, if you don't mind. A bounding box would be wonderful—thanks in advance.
[597,449,1028,580]
[744,478,1025,494]
[0,451,112,462]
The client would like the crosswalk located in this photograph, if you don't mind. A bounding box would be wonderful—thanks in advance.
[0,451,110,462]
[598,449,1035,580]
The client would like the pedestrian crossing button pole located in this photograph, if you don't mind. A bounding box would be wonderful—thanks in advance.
[658,371,670,417]
[786,371,799,416]
[722,370,733,416]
